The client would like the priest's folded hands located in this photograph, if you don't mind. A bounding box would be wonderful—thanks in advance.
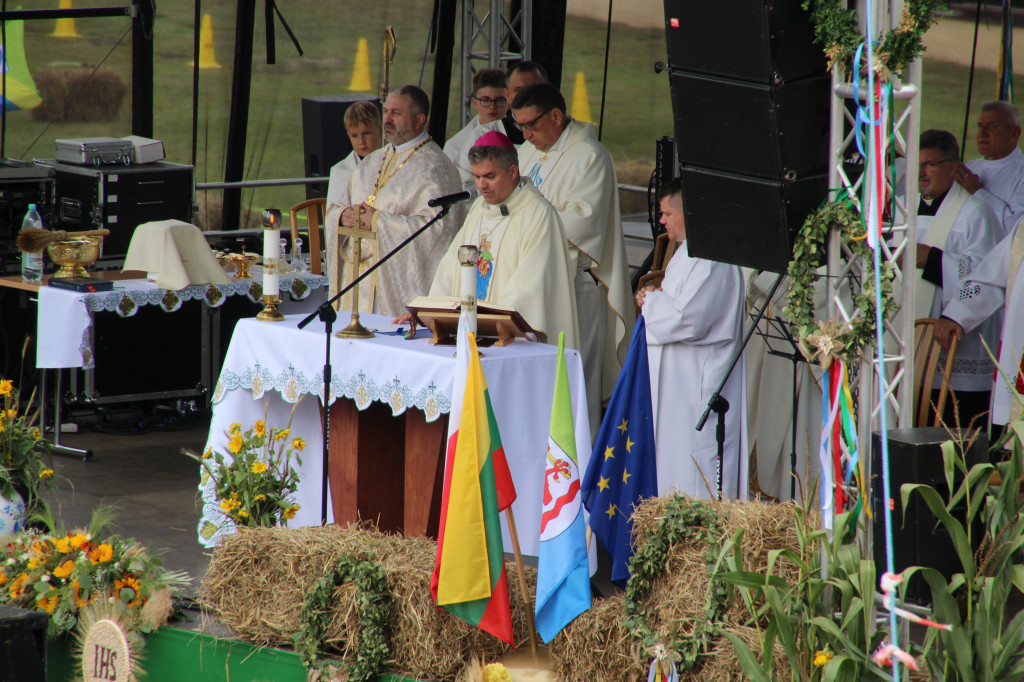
[635,284,661,310]
[340,203,377,229]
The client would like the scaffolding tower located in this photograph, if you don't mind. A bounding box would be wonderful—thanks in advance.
[459,0,532,126]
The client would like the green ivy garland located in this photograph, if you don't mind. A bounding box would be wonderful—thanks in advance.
[624,497,728,671]
[801,0,944,76]
[782,200,896,367]
[294,555,391,682]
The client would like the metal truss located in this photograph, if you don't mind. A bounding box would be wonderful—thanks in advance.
[459,0,531,125]
[826,2,921,506]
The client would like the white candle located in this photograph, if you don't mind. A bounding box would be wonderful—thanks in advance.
[458,245,479,336]
[263,225,280,295]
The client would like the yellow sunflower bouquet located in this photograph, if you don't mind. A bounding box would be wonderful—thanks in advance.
[0,507,190,635]
[189,410,304,528]
[0,375,55,518]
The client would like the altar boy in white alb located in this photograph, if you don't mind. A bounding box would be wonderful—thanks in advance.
[636,179,748,500]
[428,131,579,350]
[443,69,514,191]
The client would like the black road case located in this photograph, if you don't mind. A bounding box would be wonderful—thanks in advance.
[36,160,195,265]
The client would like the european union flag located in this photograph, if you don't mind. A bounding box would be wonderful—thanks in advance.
[581,315,658,587]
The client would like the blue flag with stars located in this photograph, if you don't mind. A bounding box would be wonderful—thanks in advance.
[581,315,658,587]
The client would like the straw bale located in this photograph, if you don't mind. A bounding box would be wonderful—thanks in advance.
[201,524,534,682]
[550,593,644,681]
[31,67,126,122]
[552,496,808,680]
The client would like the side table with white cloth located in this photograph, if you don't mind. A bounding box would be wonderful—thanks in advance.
[198,312,592,558]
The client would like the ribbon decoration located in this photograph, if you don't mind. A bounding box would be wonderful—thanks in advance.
[872,572,953,671]
[819,359,866,526]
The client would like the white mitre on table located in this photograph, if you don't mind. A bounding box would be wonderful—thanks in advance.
[124,220,230,290]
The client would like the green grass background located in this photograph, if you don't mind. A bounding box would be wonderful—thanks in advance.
[0,2,1011,225]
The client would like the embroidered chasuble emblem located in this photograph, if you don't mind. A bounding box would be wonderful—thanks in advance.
[474,215,511,300]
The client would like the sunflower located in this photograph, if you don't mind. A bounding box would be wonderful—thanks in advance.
[202,447,213,459]
[254,420,266,437]
[814,650,833,667]
[114,576,143,608]
[228,433,244,454]
[89,543,114,564]
[291,437,306,451]
[273,428,290,442]
[253,494,267,501]
[53,560,75,579]
[0,379,12,396]
[69,533,89,550]
[39,469,55,480]
[8,572,27,599]
[37,593,59,614]
[250,461,268,474]
[283,505,300,520]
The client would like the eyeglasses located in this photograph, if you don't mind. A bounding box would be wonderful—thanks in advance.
[513,107,554,132]
[473,96,507,107]
[919,160,953,170]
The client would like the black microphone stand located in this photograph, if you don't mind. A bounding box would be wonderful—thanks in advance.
[297,204,452,525]
[696,272,786,499]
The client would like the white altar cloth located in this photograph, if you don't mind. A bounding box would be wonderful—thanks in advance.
[197,312,593,558]
[36,270,328,369]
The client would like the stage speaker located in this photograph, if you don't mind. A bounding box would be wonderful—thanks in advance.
[301,94,380,200]
[680,166,826,274]
[871,428,988,604]
[664,0,824,83]
[668,71,830,180]
[663,0,829,272]
[0,605,48,682]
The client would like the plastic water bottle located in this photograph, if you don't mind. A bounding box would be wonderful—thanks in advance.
[20,204,44,282]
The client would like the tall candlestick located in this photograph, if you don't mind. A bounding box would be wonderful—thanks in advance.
[258,208,284,322]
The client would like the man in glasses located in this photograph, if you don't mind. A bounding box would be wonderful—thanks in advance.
[910,129,1003,427]
[443,69,513,190]
[511,82,633,438]
[957,101,1024,237]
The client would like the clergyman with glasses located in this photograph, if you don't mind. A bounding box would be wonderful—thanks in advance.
[511,81,634,439]
[909,129,1003,427]
[443,68,516,191]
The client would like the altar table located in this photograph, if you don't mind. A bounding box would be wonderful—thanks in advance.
[198,312,593,558]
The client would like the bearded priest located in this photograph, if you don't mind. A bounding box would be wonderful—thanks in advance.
[427,131,579,351]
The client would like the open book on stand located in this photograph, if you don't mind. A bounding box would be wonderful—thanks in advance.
[405,296,543,346]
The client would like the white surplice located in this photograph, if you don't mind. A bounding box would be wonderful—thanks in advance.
[915,186,1004,391]
[966,147,1024,237]
[325,151,361,210]
[643,240,748,500]
[442,115,505,191]
[943,222,1024,426]
[429,182,579,351]
[518,120,634,436]
[324,133,466,316]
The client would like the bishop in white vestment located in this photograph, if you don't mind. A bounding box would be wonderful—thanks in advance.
[325,86,465,316]
[512,83,634,435]
[430,132,578,350]
[637,181,748,500]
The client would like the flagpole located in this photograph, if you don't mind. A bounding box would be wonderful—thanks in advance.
[503,507,539,655]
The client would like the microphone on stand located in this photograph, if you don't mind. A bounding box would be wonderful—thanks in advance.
[427,188,479,208]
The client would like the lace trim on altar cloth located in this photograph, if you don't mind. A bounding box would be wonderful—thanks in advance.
[81,274,327,318]
[212,363,452,422]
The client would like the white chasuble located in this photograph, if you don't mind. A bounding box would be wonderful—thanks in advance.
[642,241,748,500]
[517,120,634,402]
[325,133,466,316]
[944,223,1024,425]
[429,182,579,352]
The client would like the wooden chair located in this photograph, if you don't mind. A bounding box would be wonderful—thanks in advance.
[635,233,678,315]
[912,318,960,428]
[289,197,327,275]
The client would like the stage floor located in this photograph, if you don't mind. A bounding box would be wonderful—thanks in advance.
[39,403,213,600]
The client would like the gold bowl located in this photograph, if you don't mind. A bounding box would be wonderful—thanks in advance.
[230,252,259,279]
[47,236,102,278]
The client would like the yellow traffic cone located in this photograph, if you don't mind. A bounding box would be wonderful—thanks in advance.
[193,14,222,69]
[571,72,591,123]
[49,0,83,39]
[348,38,372,93]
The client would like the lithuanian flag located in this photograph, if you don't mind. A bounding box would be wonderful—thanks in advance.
[431,327,517,644]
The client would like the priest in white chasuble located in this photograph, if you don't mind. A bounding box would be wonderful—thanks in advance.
[428,131,579,351]
[511,82,634,435]
[636,179,748,500]
[325,84,466,316]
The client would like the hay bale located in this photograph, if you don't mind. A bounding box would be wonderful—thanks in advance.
[31,67,126,122]
[551,496,806,679]
[551,593,644,681]
[201,525,534,681]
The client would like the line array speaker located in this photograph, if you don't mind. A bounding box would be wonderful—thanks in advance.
[301,95,380,200]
